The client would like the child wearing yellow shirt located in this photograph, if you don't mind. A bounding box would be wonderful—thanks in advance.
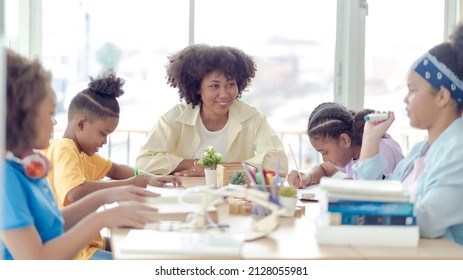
[44,69,181,259]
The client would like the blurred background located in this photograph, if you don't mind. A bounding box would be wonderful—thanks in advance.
[4,0,459,170]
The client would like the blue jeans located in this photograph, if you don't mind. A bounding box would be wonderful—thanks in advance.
[89,236,113,260]
[89,249,113,260]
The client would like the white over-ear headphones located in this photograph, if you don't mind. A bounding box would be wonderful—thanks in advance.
[5,151,51,179]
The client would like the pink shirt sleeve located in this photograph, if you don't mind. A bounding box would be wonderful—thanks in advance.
[335,134,404,178]
[378,134,404,176]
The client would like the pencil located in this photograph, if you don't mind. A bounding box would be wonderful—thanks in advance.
[241,162,257,185]
[288,144,303,182]
[134,166,140,176]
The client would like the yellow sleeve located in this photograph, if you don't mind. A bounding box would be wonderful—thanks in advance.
[136,124,185,175]
[136,105,198,175]
[45,140,113,207]
[250,114,288,175]
[227,108,289,176]
[45,139,87,207]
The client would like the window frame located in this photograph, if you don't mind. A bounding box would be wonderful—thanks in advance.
[10,0,462,108]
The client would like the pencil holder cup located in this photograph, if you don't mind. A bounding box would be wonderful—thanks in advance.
[251,185,275,217]
[278,196,298,217]
[252,202,272,217]
[278,186,298,217]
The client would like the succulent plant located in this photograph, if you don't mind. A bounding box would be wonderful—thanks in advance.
[279,186,298,198]
[229,171,247,185]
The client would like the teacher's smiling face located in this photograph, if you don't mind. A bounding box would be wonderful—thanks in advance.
[199,70,238,118]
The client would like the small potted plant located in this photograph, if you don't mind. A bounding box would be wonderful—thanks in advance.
[198,146,223,170]
[278,186,298,217]
[229,171,247,187]
[198,146,223,187]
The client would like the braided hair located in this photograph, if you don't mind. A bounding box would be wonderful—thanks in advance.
[307,102,374,146]
[68,69,125,122]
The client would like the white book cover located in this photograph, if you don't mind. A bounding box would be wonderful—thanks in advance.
[326,191,410,203]
[320,177,406,196]
[118,229,245,258]
[315,224,419,247]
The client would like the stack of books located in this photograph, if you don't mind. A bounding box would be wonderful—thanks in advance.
[315,177,419,247]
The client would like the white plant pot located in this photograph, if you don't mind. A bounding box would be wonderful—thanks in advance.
[204,169,218,188]
[228,183,247,189]
[279,196,298,217]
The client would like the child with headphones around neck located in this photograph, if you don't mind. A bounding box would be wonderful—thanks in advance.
[1,48,159,260]
[43,69,181,260]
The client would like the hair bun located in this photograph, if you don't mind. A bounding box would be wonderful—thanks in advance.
[88,69,125,98]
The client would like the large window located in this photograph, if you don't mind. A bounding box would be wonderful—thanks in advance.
[194,0,336,169]
[42,0,189,131]
[364,0,445,110]
[363,0,445,149]
[40,0,337,169]
[42,0,336,131]
[6,0,459,168]
[195,0,336,132]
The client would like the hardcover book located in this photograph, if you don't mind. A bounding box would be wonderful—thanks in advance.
[326,191,410,203]
[315,224,419,247]
[320,177,406,196]
[327,201,414,216]
[328,212,416,226]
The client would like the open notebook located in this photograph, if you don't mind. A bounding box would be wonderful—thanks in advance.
[118,229,245,258]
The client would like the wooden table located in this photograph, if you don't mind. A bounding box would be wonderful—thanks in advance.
[110,177,463,260]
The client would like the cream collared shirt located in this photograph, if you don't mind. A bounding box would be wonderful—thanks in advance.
[136,99,288,176]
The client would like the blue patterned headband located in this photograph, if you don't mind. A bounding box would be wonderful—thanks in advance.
[411,52,463,104]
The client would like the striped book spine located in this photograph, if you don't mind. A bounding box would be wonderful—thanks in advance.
[329,212,416,226]
[327,201,414,216]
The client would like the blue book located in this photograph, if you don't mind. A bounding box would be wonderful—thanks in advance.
[327,201,414,216]
[329,212,416,226]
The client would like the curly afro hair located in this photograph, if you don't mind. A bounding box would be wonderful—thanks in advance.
[6,49,52,151]
[166,44,256,107]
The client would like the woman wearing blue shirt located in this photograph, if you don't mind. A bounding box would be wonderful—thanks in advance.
[353,24,463,245]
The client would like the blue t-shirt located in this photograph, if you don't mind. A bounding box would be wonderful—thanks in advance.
[1,160,64,260]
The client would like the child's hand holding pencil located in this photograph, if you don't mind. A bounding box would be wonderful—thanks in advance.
[287,144,311,188]
[287,170,312,189]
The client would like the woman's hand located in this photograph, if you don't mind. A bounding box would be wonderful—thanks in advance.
[147,175,183,187]
[287,170,312,189]
[174,164,205,177]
